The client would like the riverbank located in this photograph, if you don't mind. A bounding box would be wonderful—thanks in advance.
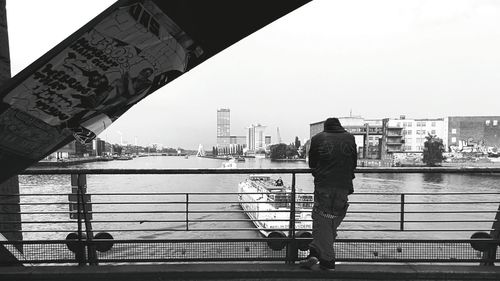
[33,157,113,167]
[270,158,306,162]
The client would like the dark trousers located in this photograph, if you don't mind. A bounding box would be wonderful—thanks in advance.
[308,187,349,261]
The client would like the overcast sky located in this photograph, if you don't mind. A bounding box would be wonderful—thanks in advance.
[6,0,500,149]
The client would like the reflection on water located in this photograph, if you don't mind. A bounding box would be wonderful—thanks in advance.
[422,173,444,184]
[19,156,499,240]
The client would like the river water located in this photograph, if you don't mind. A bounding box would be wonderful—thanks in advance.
[19,156,499,241]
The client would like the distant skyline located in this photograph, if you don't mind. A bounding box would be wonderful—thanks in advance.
[7,0,500,149]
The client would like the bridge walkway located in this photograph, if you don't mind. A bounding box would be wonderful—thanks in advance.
[1,263,499,281]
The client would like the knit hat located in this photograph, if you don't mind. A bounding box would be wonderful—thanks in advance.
[324,117,341,128]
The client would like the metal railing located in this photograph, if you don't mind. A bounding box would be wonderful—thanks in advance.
[0,168,498,265]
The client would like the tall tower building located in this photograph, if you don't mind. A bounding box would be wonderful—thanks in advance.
[217,108,230,147]
[247,124,267,152]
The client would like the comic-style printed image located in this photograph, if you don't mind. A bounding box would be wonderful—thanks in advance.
[0,1,197,154]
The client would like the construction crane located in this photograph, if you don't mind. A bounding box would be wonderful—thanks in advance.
[277,127,282,144]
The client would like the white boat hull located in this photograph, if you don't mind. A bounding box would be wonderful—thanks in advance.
[237,175,312,238]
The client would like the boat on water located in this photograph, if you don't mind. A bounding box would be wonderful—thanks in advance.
[115,155,133,160]
[237,175,313,249]
[235,156,245,162]
[221,158,237,169]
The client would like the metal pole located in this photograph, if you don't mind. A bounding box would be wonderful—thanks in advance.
[185,194,189,231]
[77,174,97,265]
[364,123,369,158]
[400,194,405,231]
[286,173,297,263]
[75,177,85,265]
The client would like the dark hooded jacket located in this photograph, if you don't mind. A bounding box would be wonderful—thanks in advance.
[308,119,357,191]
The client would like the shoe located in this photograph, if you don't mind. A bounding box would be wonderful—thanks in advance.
[299,256,319,269]
[319,259,335,271]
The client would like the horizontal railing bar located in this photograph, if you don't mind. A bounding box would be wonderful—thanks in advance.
[401,210,497,213]
[1,211,189,215]
[5,228,494,233]
[404,220,496,223]
[2,192,499,196]
[5,209,497,216]
[404,201,500,204]
[20,167,500,174]
[5,238,499,243]
[4,210,288,215]
[1,200,498,206]
[186,210,291,213]
[191,192,500,195]
[2,218,496,225]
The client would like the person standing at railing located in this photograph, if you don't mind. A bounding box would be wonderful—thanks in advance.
[300,117,357,271]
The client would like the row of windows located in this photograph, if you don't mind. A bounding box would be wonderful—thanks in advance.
[403,145,425,151]
[397,121,437,127]
[403,129,436,135]
[405,137,427,142]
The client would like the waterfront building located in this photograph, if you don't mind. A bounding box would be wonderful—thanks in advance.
[216,109,248,153]
[387,116,446,151]
[45,141,76,160]
[247,124,267,153]
[230,136,246,146]
[217,108,231,148]
[447,116,500,151]
[310,116,383,159]
[380,118,404,158]
[94,138,106,156]
[265,136,272,146]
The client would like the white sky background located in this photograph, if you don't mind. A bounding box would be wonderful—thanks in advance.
[6,0,500,149]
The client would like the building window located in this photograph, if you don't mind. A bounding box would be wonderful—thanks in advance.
[397,122,401,127]
[451,137,456,143]
[431,130,436,135]
[407,123,412,127]
[451,129,457,134]
[431,122,436,127]
[486,120,491,126]
[494,120,498,126]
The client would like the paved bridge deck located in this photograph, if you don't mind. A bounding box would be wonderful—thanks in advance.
[1,263,499,281]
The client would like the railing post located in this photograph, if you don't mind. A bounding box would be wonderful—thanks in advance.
[76,174,97,265]
[400,194,405,231]
[286,173,298,263]
[185,194,189,231]
[73,174,86,265]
